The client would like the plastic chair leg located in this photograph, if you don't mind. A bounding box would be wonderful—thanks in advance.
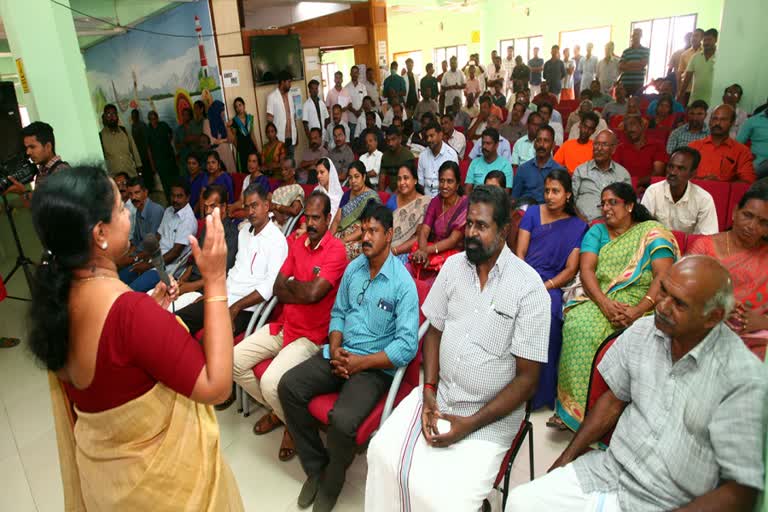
[527,423,534,481]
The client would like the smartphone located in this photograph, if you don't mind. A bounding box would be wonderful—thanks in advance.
[436,418,451,435]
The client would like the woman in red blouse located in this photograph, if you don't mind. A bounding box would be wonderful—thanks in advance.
[29,167,243,510]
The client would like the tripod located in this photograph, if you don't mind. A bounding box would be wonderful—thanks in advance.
[1,195,35,302]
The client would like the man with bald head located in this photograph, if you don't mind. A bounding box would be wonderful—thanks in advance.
[572,129,631,221]
[689,104,756,183]
[506,256,768,512]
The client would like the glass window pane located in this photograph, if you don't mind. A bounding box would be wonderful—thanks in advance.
[515,38,529,62]
[647,17,671,82]
[458,45,468,64]
[530,36,544,60]
[499,39,515,58]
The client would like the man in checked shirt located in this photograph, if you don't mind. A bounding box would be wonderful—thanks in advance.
[365,185,550,511]
[507,255,768,511]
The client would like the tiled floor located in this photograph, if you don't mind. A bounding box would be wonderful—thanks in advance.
[0,207,573,511]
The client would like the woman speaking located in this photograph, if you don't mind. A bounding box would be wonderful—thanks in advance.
[29,167,243,510]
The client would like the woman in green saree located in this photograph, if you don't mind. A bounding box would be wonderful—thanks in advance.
[552,182,678,432]
[330,161,381,260]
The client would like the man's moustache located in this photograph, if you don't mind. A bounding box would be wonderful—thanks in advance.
[362,242,373,249]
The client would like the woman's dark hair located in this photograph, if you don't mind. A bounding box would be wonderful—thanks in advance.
[194,100,206,118]
[469,185,510,229]
[203,184,228,204]
[29,166,116,371]
[397,162,424,195]
[483,170,507,188]
[233,97,245,110]
[361,202,393,231]
[545,169,578,217]
[246,150,262,166]
[206,150,226,172]
[348,160,374,189]
[438,160,464,196]
[265,121,278,135]
[738,178,768,209]
[317,157,332,172]
[602,182,655,223]
[186,152,203,168]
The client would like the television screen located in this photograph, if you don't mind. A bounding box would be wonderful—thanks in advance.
[249,35,304,85]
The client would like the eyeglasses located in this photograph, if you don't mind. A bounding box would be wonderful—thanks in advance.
[357,279,371,305]
[597,198,624,209]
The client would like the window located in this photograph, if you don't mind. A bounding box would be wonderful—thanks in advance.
[433,45,468,68]
[498,35,543,63]
[321,62,338,99]
[559,26,612,58]
[394,50,424,75]
[631,14,697,84]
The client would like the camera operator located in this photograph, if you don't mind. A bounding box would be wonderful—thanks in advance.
[2,121,69,199]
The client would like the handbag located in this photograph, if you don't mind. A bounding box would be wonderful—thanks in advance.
[408,241,459,280]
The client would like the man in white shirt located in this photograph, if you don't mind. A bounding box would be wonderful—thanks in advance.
[325,71,350,122]
[579,43,599,93]
[468,113,513,164]
[364,67,380,107]
[267,70,298,158]
[302,79,330,141]
[641,147,718,235]
[418,122,459,197]
[441,56,466,110]
[344,65,368,137]
[176,181,288,337]
[354,96,383,138]
[441,112,466,158]
[503,46,516,94]
[596,42,620,95]
[360,132,384,187]
[325,105,351,151]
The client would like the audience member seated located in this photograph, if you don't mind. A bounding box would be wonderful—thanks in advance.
[647,94,680,135]
[564,94,593,135]
[298,129,329,184]
[572,130,632,221]
[353,97,382,139]
[689,104,756,183]
[450,96,472,130]
[609,96,645,132]
[380,126,415,192]
[483,169,507,189]
[462,93,480,119]
[382,100,408,128]
[666,99,709,155]
[500,101,528,144]
[385,163,430,264]
[262,121,287,179]
[484,172,528,249]
[567,111,608,143]
[466,95,494,141]
[176,182,288,337]
[468,113,512,163]
[465,128,513,194]
[641,147,718,235]
[613,114,668,191]
[737,108,768,179]
[113,172,135,229]
[233,192,347,462]
[512,125,565,204]
[538,102,564,146]
[508,257,767,512]
[185,153,207,210]
[645,78,684,116]
[413,86,439,124]
[417,122,459,197]
[511,112,545,166]
[588,79,612,108]
[279,204,419,512]
[705,83,748,138]
[354,115,386,157]
[175,186,240,302]
[406,112,434,155]
[228,152,270,216]
[329,126,356,181]
[197,151,235,216]
[688,179,768,360]
[552,182,677,431]
[441,112,466,158]
[270,160,305,230]
[490,79,507,108]
[366,186,549,511]
[555,111,599,173]
[359,131,383,189]
[120,177,163,266]
[516,170,588,409]
[532,80,558,108]
[119,181,198,292]
[324,105,351,150]
[313,158,344,220]
[409,161,468,282]
[600,82,628,124]
[331,162,382,260]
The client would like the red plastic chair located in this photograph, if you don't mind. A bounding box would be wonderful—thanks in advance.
[492,402,534,509]
[268,178,281,191]
[685,234,706,254]
[378,191,391,204]
[459,159,471,183]
[455,126,466,134]
[231,172,247,202]
[306,280,431,445]
[584,329,625,448]
[671,230,687,254]
[726,182,750,229]
[300,184,316,198]
[691,179,730,231]
[464,140,474,160]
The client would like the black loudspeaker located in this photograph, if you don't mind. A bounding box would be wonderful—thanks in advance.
[0,82,22,161]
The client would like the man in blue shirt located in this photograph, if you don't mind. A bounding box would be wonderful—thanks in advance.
[118,176,164,267]
[512,125,565,203]
[465,128,513,194]
[279,203,419,512]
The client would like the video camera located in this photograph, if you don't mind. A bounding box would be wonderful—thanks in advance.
[0,154,37,194]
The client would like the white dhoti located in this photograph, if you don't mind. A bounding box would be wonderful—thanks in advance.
[365,387,507,512]
[505,464,621,512]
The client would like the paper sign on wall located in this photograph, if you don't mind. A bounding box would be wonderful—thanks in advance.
[306,56,319,70]
[15,59,29,93]
[290,86,303,119]
[222,69,240,87]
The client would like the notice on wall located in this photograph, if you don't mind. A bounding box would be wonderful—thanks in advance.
[290,86,303,119]
[15,59,29,93]
[306,55,319,70]
[222,69,240,87]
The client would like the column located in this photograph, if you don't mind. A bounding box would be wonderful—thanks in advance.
[0,0,102,163]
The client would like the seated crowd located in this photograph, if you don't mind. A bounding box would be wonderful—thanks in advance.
[25,28,768,512]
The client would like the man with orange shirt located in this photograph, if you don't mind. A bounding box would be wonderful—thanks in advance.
[689,104,756,183]
[613,115,668,191]
[554,112,599,173]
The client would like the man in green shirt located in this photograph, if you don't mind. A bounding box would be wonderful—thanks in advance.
[420,63,439,102]
[679,28,718,106]
[380,126,415,192]
[383,61,406,103]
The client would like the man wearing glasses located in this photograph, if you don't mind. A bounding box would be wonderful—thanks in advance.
[99,103,143,178]
[572,129,632,222]
[279,203,419,512]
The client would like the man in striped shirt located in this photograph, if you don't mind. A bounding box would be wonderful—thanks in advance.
[618,29,650,96]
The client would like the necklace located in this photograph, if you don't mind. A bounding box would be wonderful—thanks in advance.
[73,275,122,284]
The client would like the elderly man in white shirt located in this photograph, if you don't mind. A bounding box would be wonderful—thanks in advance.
[302,79,330,141]
[359,131,384,187]
[267,71,298,157]
[641,147,719,235]
[418,121,459,197]
[344,65,368,136]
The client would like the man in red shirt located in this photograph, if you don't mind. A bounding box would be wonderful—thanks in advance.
[232,191,348,461]
[689,104,756,183]
[614,114,668,191]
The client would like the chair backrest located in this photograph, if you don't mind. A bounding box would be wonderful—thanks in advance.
[459,159,470,183]
[685,233,706,254]
[726,181,750,229]
[403,279,433,387]
[378,191,391,204]
[671,230,687,254]
[231,172,247,202]
[300,184,316,198]
[464,140,474,160]
[691,178,730,230]
[631,176,639,192]
[650,175,664,185]
[268,178,281,191]
[585,328,625,446]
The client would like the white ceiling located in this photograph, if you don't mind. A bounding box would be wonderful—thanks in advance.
[242,1,365,30]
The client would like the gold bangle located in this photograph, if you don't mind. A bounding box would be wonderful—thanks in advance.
[643,295,656,307]
[204,296,228,303]
[547,279,555,288]
[434,245,439,254]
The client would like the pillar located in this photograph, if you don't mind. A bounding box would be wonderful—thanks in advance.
[0,0,102,164]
